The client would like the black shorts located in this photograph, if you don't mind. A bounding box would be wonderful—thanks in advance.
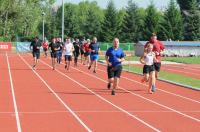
[32,52,40,59]
[73,52,80,58]
[80,49,84,55]
[43,48,48,52]
[143,65,155,74]
[65,55,72,61]
[51,52,57,58]
[154,62,161,72]
[107,65,122,79]
[84,52,90,57]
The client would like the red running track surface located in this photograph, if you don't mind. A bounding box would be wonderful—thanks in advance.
[0,52,199,132]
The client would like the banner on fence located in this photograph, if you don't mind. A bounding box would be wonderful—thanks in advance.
[0,42,12,51]
[16,42,31,52]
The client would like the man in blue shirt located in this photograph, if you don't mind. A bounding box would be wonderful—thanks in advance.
[88,37,100,73]
[105,38,125,95]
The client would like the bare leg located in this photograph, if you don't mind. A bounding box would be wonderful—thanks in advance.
[112,77,119,95]
[93,60,97,73]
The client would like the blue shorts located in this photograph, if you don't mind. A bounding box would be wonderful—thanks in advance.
[90,54,99,61]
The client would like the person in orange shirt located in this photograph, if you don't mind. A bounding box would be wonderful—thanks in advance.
[42,39,49,57]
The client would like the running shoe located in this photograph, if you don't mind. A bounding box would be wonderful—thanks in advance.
[111,90,115,95]
[151,85,156,92]
[107,83,111,89]
[88,66,91,70]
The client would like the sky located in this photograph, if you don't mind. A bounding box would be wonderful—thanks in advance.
[55,0,171,10]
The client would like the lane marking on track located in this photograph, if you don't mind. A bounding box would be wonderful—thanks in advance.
[39,57,161,132]
[0,110,200,114]
[6,53,22,132]
[162,67,200,76]
[18,54,92,132]
[96,62,200,104]
[69,62,200,123]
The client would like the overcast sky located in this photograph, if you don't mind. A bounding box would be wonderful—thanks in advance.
[55,0,171,9]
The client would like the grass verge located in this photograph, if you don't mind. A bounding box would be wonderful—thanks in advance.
[123,65,200,89]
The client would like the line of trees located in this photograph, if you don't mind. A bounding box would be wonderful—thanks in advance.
[0,0,200,42]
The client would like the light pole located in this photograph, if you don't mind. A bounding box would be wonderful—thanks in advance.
[42,11,46,42]
[62,0,64,42]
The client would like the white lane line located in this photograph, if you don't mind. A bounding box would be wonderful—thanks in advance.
[162,67,200,76]
[71,62,200,123]
[97,62,200,104]
[117,74,200,104]
[18,54,92,132]
[39,58,161,132]
[0,110,200,114]
[6,53,22,132]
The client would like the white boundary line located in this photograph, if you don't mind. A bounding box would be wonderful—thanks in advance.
[0,110,199,114]
[162,67,200,76]
[18,54,92,132]
[6,53,22,132]
[97,62,200,103]
[164,64,200,71]
[38,58,161,132]
[68,62,200,123]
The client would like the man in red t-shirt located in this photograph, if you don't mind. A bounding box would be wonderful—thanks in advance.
[144,33,165,79]
[83,39,91,66]
[42,39,49,57]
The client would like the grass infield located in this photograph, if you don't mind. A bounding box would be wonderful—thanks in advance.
[123,65,200,89]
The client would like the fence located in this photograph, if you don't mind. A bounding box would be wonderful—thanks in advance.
[99,42,135,51]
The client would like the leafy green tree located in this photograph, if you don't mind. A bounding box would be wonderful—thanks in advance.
[159,0,184,41]
[100,0,119,42]
[184,0,200,40]
[143,1,161,40]
[121,0,144,42]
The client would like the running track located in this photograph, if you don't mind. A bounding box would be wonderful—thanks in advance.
[0,52,199,132]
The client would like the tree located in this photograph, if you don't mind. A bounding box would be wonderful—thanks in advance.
[121,0,143,42]
[100,0,119,42]
[184,0,200,40]
[143,1,161,40]
[177,0,200,40]
[159,0,184,41]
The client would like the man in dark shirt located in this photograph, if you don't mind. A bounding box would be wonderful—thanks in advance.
[88,37,100,73]
[73,38,80,67]
[56,38,64,64]
[30,36,42,70]
[49,38,60,70]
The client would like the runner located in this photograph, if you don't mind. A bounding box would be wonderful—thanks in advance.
[63,37,74,71]
[49,38,60,70]
[56,38,64,64]
[80,37,86,64]
[144,33,165,79]
[105,38,125,95]
[42,39,49,57]
[73,38,81,67]
[83,39,91,66]
[140,43,157,94]
[30,36,42,70]
[88,37,100,73]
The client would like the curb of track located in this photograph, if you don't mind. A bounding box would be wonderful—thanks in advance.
[98,61,200,91]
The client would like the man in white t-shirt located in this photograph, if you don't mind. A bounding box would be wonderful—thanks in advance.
[63,37,74,70]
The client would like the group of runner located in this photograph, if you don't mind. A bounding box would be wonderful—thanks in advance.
[30,33,165,95]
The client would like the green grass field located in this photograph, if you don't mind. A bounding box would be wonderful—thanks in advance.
[123,65,200,89]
